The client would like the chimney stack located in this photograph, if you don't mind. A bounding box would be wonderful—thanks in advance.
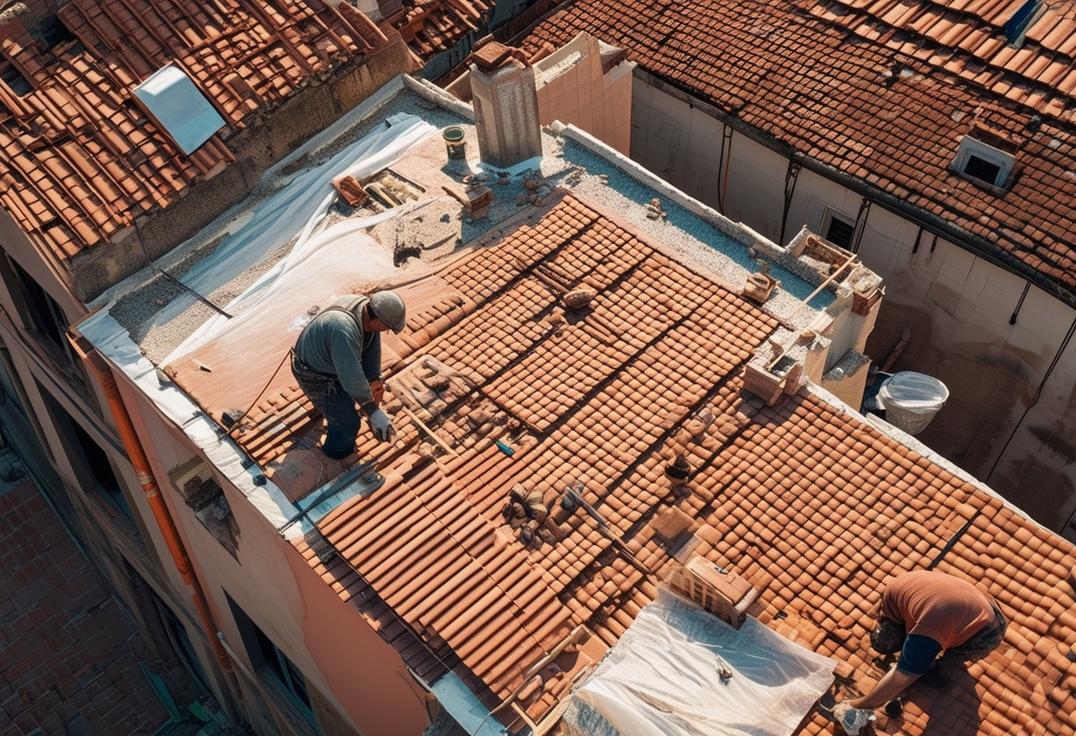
[467,39,542,169]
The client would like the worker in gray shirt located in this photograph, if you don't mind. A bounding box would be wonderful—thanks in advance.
[291,291,405,458]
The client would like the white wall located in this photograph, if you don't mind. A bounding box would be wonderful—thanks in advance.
[631,73,1076,539]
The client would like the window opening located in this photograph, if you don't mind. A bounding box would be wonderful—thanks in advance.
[228,596,317,726]
[824,211,856,249]
[8,257,68,348]
[70,416,132,519]
[963,155,1002,186]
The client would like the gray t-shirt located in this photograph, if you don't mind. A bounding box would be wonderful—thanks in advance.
[294,299,381,407]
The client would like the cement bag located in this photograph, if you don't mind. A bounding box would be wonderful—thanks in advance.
[562,591,835,736]
[877,371,949,435]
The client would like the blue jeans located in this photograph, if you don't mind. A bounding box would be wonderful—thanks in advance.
[291,355,360,459]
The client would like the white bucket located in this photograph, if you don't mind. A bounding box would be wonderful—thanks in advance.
[877,371,949,435]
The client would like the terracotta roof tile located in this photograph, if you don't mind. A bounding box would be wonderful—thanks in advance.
[0,1,391,263]
[388,0,493,58]
[516,0,1076,300]
[235,195,1076,732]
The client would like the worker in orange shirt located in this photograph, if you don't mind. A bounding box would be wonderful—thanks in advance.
[834,570,1006,734]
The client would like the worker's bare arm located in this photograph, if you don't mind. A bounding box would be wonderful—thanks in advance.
[848,666,918,710]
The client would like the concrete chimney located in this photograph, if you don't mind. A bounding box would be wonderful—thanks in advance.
[468,40,542,168]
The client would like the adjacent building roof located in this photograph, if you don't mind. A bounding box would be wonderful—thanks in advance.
[515,0,1076,302]
[0,1,486,265]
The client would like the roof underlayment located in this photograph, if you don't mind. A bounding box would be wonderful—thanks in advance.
[78,76,1076,736]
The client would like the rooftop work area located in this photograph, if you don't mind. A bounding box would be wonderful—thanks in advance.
[73,65,1075,736]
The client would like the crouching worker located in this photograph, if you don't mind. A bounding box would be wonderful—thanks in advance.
[834,570,1006,734]
[291,291,406,459]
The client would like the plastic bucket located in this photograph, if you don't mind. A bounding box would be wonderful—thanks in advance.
[877,371,949,435]
[443,126,466,159]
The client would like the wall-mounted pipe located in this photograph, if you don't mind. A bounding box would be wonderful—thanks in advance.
[68,333,240,703]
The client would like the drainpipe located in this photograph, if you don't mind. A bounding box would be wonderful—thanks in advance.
[68,334,241,708]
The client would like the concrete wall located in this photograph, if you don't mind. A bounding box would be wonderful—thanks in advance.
[533,33,633,155]
[631,72,1076,540]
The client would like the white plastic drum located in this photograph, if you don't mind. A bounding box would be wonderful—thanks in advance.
[877,371,950,435]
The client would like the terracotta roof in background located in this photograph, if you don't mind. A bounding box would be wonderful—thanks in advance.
[239,195,1075,733]
[516,0,1076,299]
[388,0,493,58]
[0,0,392,263]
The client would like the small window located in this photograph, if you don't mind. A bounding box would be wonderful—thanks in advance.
[228,596,317,727]
[37,382,134,523]
[821,209,856,249]
[70,419,132,519]
[963,155,1002,186]
[7,256,69,349]
[952,135,1015,190]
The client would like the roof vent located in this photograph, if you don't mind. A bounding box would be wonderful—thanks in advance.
[134,64,225,155]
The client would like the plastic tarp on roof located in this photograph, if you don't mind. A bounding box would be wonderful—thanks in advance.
[134,64,226,154]
[563,591,835,736]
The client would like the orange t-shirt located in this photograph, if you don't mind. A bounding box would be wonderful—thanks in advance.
[881,571,996,649]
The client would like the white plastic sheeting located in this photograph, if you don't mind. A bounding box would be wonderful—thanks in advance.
[163,112,436,363]
[78,107,438,536]
[563,592,835,736]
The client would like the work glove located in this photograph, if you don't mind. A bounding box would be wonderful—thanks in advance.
[370,379,385,405]
[369,408,394,442]
[832,702,874,735]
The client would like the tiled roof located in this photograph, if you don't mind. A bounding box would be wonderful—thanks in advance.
[516,0,1076,300]
[245,195,1075,733]
[0,1,390,263]
[388,0,493,58]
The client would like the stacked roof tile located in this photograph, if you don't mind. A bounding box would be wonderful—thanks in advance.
[388,0,493,58]
[516,0,1076,300]
[239,195,1074,733]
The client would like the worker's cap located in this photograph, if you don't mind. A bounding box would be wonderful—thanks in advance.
[369,290,406,333]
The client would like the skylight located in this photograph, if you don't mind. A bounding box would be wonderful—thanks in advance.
[133,64,225,155]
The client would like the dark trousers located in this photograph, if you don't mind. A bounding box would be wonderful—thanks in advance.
[291,354,360,459]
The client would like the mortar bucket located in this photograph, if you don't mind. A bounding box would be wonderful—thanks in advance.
[877,371,949,435]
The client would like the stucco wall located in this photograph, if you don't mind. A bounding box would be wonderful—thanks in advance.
[121,381,430,736]
[631,73,1076,540]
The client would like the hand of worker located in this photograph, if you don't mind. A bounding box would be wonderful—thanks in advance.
[832,701,874,735]
[370,379,385,405]
[369,408,394,442]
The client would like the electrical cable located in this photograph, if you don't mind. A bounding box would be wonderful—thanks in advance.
[132,218,233,318]
[222,348,291,437]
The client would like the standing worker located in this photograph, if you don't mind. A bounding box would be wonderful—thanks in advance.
[834,570,1006,734]
[291,291,406,459]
